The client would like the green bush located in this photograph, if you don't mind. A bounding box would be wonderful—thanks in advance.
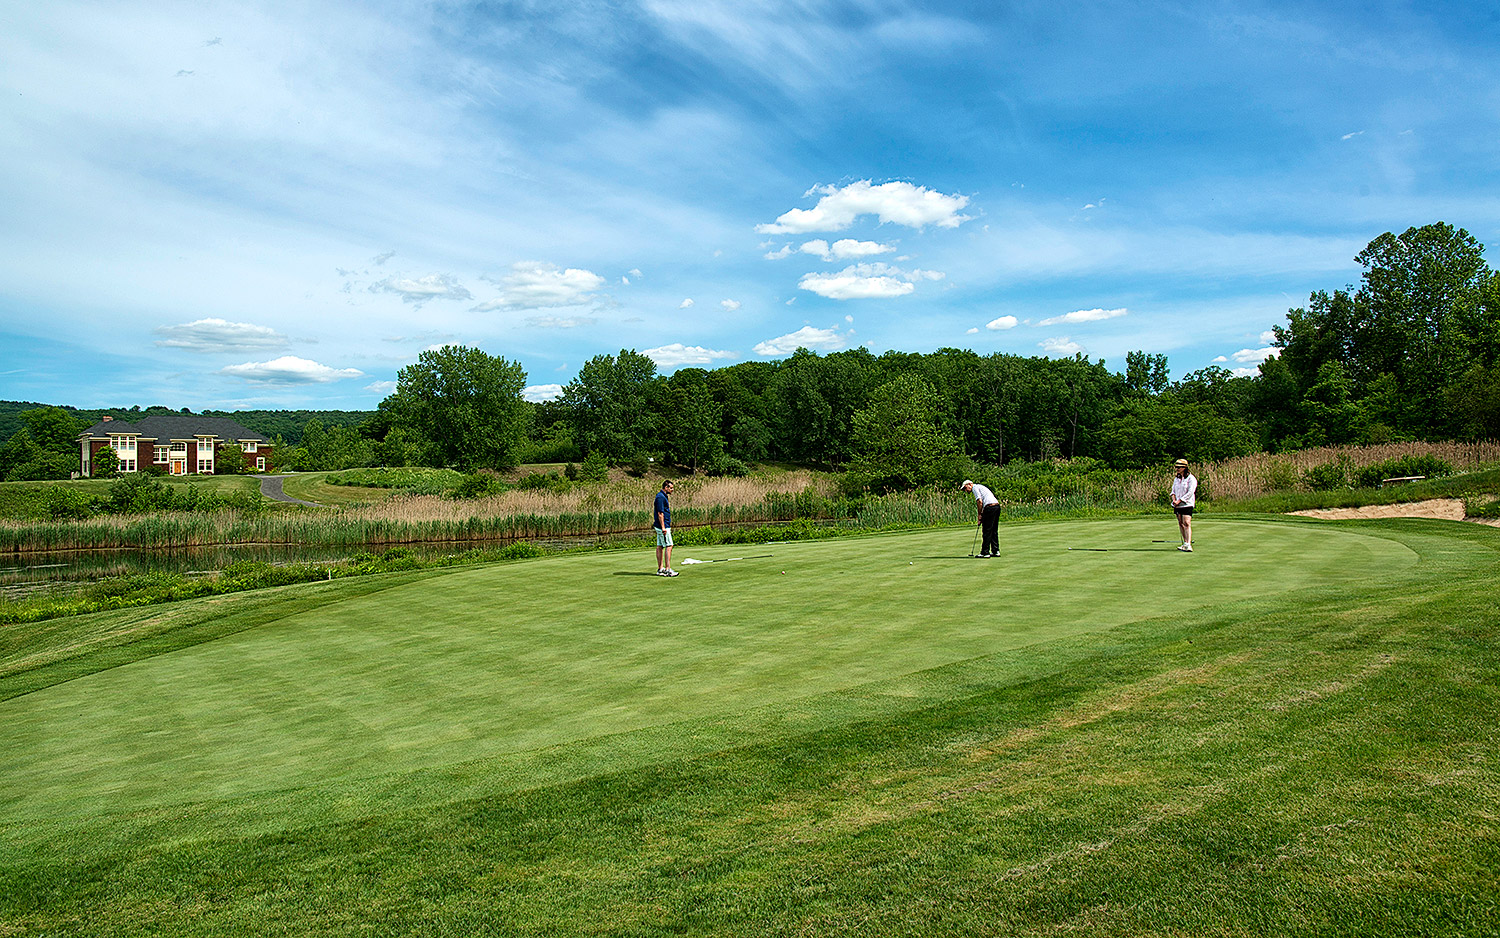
[453,471,506,499]
[705,454,749,477]
[580,451,609,483]
[1353,454,1455,489]
[1302,455,1352,491]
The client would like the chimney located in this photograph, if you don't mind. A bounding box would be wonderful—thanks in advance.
[102,415,113,422]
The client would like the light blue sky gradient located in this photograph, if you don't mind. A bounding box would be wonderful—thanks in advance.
[3,0,1497,409]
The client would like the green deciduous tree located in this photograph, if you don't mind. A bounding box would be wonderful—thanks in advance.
[383,345,529,470]
[561,349,657,464]
[843,374,965,492]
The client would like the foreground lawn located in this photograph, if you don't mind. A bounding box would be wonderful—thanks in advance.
[1,517,1496,936]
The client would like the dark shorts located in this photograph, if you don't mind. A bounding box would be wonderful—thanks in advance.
[1174,505,1194,516]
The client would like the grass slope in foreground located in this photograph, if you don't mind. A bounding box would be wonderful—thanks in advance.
[1,517,1497,936]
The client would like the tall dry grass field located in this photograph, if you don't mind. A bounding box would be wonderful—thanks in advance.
[1200,440,1500,501]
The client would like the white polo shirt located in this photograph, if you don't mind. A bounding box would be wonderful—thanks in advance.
[971,482,999,508]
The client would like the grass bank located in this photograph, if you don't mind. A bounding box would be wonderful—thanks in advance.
[0,519,1496,935]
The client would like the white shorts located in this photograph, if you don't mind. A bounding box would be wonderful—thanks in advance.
[655,528,673,547]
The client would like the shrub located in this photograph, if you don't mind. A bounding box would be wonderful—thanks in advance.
[580,451,609,483]
[496,542,546,560]
[705,454,749,477]
[453,471,507,499]
[1302,455,1352,491]
[1353,454,1455,489]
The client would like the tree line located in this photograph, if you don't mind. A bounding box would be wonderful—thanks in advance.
[3,222,1496,487]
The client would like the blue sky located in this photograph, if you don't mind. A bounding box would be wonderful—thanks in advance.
[3,0,1497,410]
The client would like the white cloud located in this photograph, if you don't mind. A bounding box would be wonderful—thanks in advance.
[153,318,289,353]
[832,238,895,259]
[753,326,846,356]
[1039,337,1084,356]
[1259,330,1278,344]
[764,244,793,260]
[1212,355,1228,363]
[797,262,942,301]
[364,380,397,395]
[473,261,605,310]
[642,343,737,367]
[527,315,596,328]
[679,298,695,308]
[220,356,363,385]
[372,274,472,305]
[721,299,741,311]
[966,327,979,335]
[1229,346,1278,364]
[1038,307,1128,326]
[756,180,971,234]
[523,384,564,402]
[986,316,1018,330]
[628,268,642,278]
[1342,130,1365,140]
[799,239,830,258]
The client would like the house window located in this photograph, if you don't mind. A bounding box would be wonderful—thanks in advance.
[119,458,137,473]
[256,457,266,471]
[109,434,137,455]
[198,456,214,473]
[245,441,258,453]
[154,446,169,463]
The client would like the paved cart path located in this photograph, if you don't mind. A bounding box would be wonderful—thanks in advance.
[259,474,321,507]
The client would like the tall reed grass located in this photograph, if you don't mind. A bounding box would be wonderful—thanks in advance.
[1198,440,1500,501]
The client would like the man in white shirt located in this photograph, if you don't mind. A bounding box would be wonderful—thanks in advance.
[962,479,1001,558]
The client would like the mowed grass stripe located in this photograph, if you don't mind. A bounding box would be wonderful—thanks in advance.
[0,519,1416,831]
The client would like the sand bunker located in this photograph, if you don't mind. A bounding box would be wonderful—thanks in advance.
[1289,497,1500,525]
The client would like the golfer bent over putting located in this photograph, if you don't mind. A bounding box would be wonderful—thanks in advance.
[962,479,1001,558]
[654,479,678,576]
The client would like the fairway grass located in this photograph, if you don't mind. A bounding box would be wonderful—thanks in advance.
[1,516,1496,936]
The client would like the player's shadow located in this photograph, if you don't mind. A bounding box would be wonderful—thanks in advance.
[612,571,668,576]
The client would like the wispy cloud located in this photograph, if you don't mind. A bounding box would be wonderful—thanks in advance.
[474,262,605,311]
[756,180,971,234]
[153,318,290,353]
[373,274,473,306]
[720,299,741,311]
[220,356,363,385]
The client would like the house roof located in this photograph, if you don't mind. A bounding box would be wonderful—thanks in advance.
[79,415,269,443]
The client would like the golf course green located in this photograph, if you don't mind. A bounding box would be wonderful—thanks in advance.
[2,515,1495,936]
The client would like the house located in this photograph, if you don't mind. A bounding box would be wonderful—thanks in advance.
[78,415,274,477]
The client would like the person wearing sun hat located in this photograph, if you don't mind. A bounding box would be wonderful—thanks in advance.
[1170,458,1197,552]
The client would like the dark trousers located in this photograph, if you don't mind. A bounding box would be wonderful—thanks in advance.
[980,503,1001,556]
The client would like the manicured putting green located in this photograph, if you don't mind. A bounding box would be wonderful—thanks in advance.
[0,518,1414,824]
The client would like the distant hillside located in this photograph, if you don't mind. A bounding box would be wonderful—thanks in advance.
[0,402,375,446]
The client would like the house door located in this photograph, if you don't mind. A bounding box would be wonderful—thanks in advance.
[170,459,187,475]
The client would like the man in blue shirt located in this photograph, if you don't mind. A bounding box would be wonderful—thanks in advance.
[654,479,677,576]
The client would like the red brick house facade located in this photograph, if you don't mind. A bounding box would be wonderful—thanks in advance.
[78,415,273,477]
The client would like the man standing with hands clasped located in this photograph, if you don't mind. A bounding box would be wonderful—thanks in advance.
[654,479,678,576]
[962,479,1001,558]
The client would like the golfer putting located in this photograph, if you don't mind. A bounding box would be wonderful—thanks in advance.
[962,479,1001,558]
[654,479,678,576]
